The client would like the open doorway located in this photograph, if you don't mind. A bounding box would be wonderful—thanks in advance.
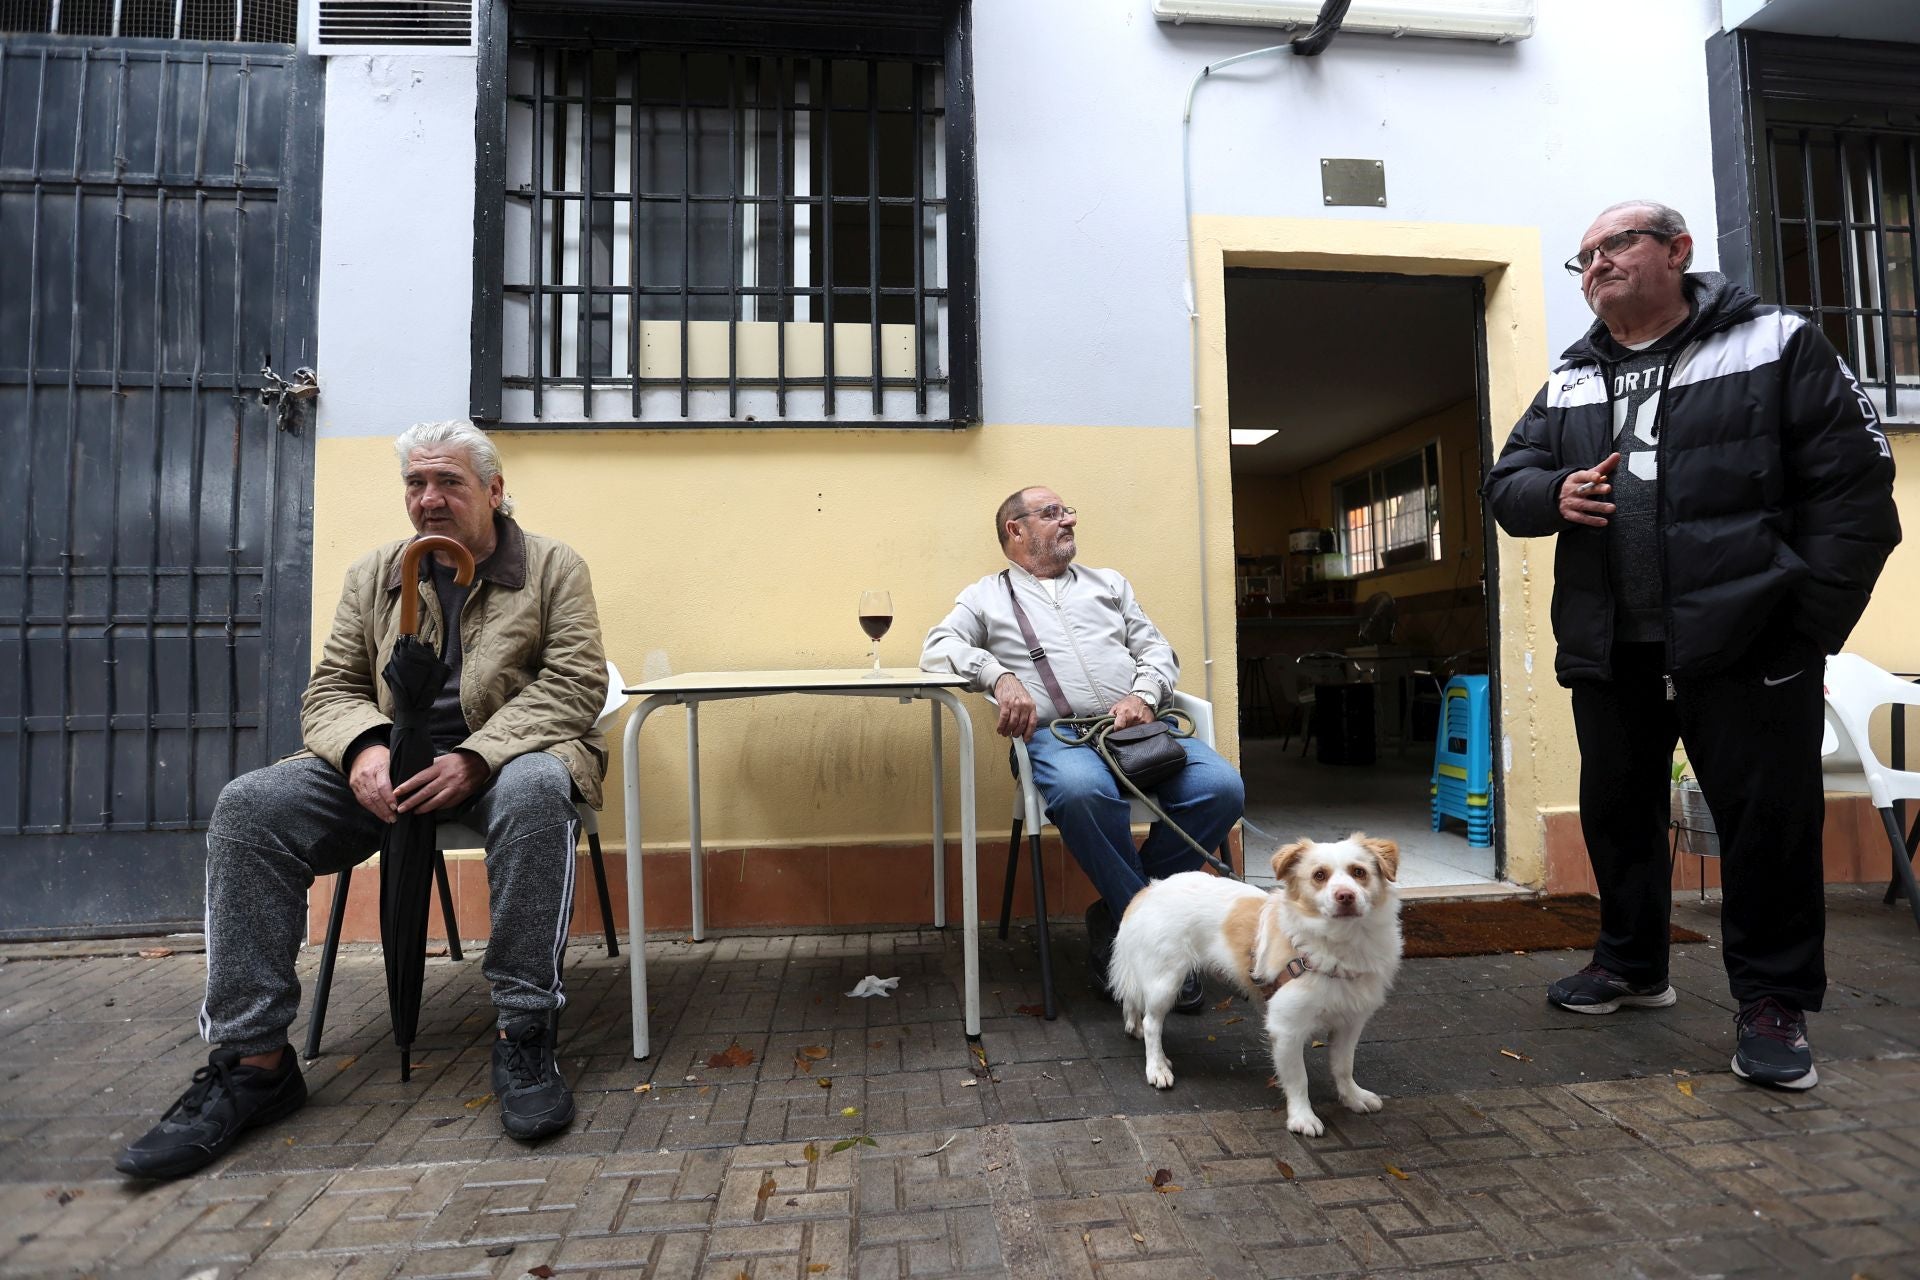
[1227,270,1501,889]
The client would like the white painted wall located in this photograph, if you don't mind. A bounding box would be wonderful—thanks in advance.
[311,1,1730,437]
[314,55,477,440]
[970,0,1726,428]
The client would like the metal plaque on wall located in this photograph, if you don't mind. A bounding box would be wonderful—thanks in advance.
[1321,159,1387,207]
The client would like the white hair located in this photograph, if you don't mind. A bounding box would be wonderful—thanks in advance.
[393,419,515,517]
[1596,200,1694,270]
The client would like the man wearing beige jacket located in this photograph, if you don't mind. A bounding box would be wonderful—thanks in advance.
[118,420,607,1179]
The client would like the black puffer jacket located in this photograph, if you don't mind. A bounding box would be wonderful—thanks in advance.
[1487,273,1900,685]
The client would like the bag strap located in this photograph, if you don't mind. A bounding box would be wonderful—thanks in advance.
[1001,570,1076,719]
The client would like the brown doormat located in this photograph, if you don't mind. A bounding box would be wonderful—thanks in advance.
[1400,894,1707,959]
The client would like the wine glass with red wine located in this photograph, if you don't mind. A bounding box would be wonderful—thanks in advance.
[858,590,893,677]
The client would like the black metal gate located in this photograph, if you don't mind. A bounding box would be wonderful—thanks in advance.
[0,33,322,939]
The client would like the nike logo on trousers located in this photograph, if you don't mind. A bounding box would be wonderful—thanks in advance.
[1762,671,1803,687]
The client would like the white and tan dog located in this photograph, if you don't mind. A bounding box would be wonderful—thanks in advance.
[1107,834,1403,1136]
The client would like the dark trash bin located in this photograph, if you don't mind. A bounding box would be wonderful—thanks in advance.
[1313,682,1375,766]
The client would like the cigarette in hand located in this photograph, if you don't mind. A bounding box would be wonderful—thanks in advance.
[1574,481,1597,495]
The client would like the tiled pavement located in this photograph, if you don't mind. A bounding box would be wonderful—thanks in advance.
[3,887,1917,1278]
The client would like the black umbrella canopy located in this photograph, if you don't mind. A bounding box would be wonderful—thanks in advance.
[379,534,475,1082]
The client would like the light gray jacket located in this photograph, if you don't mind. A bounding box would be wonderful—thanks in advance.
[920,563,1179,720]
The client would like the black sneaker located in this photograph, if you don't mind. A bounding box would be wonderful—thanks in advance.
[1086,901,1119,1001]
[1731,997,1817,1090]
[1172,971,1205,1015]
[1547,962,1677,1015]
[492,1015,576,1141]
[115,1046,307,1180]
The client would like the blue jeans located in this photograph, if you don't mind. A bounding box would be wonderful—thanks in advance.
[1024,722,1245,916]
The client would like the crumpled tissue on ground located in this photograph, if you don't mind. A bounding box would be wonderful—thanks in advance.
[845,975,901,998]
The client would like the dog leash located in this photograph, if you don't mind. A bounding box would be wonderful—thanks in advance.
[1047,711,1239,880]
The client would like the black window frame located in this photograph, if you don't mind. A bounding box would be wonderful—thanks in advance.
[1709,29,1920,424]
[468,0,979,430]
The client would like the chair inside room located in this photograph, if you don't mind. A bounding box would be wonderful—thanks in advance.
[1289,651,1360,758]
[1817,652,1920,933]
[303,661,632,1058]
[994,690,1231,1019]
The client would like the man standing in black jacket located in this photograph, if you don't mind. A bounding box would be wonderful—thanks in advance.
[1487,200,1899,1091]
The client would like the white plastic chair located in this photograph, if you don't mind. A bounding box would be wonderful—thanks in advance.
[1819,653,1920,932]
[994,690,1227,1019]
[304,660,632,1058]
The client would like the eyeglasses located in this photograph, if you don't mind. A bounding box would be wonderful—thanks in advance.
[1563,228,1667,275]
[1012,504,1076,523]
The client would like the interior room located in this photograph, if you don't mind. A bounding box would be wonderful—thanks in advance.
[1226,270,1498,890]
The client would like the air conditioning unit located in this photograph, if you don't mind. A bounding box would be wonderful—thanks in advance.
[1152,0,1534,42]
[306,0,479,56]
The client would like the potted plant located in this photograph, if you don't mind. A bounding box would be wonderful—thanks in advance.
[1669,757,1719,860]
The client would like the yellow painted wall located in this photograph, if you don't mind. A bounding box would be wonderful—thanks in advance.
[1191,216,1563,887]
[309,427,1223,852]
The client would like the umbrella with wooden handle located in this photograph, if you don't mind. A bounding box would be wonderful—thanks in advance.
[379,534,475,1081]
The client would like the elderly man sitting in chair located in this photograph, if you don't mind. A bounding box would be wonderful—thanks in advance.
[116,419,608,1180]
[922,486,1245,1010]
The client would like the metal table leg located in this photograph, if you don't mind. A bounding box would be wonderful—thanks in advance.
[930,689,979,1038]
[625,696,671,1060]
[931,698,946,929]
[688,701,705,941]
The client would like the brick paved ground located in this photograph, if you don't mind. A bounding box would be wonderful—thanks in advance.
[3,886,1917,1279]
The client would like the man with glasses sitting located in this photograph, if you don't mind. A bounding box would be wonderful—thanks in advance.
[1486,200,1899,1091]
[922,486,1245,1011]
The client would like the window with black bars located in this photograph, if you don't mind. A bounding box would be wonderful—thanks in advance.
[491,43,960,426]
[1765,123,1919,420]
[0,0,296,41]
[1335,443,1442,577]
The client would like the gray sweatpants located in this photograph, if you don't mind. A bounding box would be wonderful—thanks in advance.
[197,752,580,1056]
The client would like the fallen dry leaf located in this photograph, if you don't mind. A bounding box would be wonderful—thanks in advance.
[1131,1233,1145,1243]
[1015,1004,1046,1017]
[808,1266,830,1275]
[464,1093,494,1110]
[336,1055,357,1071]
[698,1085,712,1095]
[1222,1016,1244,1026]
[1385,1164,1410,1180]
[1082,1231,1092,1244]
[1205,1034,1217,1042]
[528,1267,555,1279]
[1155,1183,1183,1194]
[634,1083,653,1094]
[1677,1080,1696,1098]
[138,948,174,959]
[803,1142,820,1163]
[870,1040,887,1049]
[800,1046,830,1060]
[840,1106,860,1118]
[707,1042,757,1069]
[756,1174,778,1209]
[1276,1160,1294,1179]
[1151,1168,1173,1187]
[817,1077,833,1089]
[1499,1048,1532,1062]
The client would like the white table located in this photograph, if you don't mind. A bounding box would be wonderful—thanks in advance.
[619,668,978,1059]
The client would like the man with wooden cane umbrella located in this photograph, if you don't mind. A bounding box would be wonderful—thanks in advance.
[117,420,608,1179]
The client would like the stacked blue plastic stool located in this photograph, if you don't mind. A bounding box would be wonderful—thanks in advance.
[1430,674,1492,847]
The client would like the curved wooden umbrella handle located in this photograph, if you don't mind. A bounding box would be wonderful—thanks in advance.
[398,535,476,637]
